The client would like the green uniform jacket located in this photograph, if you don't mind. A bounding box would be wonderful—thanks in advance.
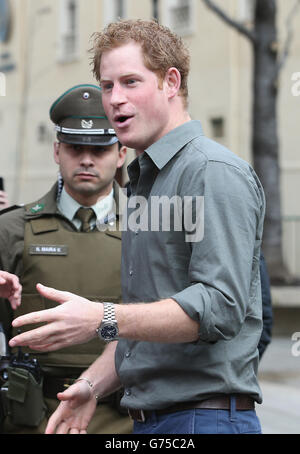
[0,183,133,434]
[0,181,125,371]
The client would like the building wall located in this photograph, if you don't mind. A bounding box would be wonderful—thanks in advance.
[1,0,299,273]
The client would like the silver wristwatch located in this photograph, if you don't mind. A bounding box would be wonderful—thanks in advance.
[96,302,119,342]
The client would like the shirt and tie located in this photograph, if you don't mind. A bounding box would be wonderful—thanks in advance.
[75,207,94,232]
[57,187,115,232]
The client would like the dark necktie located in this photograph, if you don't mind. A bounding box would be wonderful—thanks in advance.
[75,207,94,232]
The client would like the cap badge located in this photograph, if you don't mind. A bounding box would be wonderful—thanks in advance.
[30,203,45,214]
[83,92,90,99]
[81,119,93,129]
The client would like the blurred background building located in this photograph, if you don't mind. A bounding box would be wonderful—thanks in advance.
[1,2,300,270]
[1,0,299,278]
[0,0,300,433]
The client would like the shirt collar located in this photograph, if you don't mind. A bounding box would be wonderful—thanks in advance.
[57,187,114,225]
[145,120,203,170]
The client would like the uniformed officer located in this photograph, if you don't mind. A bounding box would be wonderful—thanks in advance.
[0,84,133,434]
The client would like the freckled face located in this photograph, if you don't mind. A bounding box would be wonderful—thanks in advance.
[100,42,171,152]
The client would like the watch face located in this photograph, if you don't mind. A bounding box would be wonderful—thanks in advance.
[100,324,118,340]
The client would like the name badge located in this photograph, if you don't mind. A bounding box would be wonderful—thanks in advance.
[29,245,68,256]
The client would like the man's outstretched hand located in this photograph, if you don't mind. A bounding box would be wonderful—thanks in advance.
[9,284,103,351]
[45,379,97,434]
[0,271,22,310]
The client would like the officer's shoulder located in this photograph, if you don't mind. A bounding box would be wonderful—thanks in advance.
[0,205,25,223]
[0,206,25,247]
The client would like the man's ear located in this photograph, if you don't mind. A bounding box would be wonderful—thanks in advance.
[164,67,181,100]
[117,145,127,168]
[53,142,60,165]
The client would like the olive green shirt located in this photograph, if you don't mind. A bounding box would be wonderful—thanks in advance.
[116,120,265,410]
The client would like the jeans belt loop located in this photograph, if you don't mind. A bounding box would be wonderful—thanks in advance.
[230,395,237,422]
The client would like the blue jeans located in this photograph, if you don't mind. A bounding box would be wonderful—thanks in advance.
[133,398,262,434]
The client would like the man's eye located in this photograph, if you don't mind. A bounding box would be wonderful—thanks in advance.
[101,83,113,91]
[93,149,106,155]
[65,145,78,152]
[72,146,82,153]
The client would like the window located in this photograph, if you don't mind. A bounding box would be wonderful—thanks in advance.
[37,124,53,143]
[58,0,79,62]
[210,117,225,138]
[0,0,11,43]
[164,0,196,36]
[115,0,126,18]
[103,0,127,27]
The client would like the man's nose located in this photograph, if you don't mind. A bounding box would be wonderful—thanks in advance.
[79,151,95,167]
[110,84,126,106]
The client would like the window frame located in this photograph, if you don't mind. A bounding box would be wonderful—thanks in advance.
[102,0,128,27]
[163,0,196,37]
[57,0,80,63]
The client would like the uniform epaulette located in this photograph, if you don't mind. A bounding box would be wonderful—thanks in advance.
[0,204,24,216]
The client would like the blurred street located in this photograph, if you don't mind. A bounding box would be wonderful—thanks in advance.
[256,336,300,434]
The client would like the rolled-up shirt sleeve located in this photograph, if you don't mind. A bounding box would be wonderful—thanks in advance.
[172,160,265,343]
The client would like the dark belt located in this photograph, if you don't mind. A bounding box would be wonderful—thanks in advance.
[43,376,113,404]
[128,395,255,423]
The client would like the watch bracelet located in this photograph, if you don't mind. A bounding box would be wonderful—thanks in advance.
[103,301,117,322]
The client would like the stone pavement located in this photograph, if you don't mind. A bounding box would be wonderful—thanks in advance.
[256,336,300,434]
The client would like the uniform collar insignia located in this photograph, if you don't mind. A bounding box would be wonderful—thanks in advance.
[30,203,45,213]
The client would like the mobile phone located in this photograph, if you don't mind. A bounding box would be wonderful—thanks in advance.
[0,177,4,191]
